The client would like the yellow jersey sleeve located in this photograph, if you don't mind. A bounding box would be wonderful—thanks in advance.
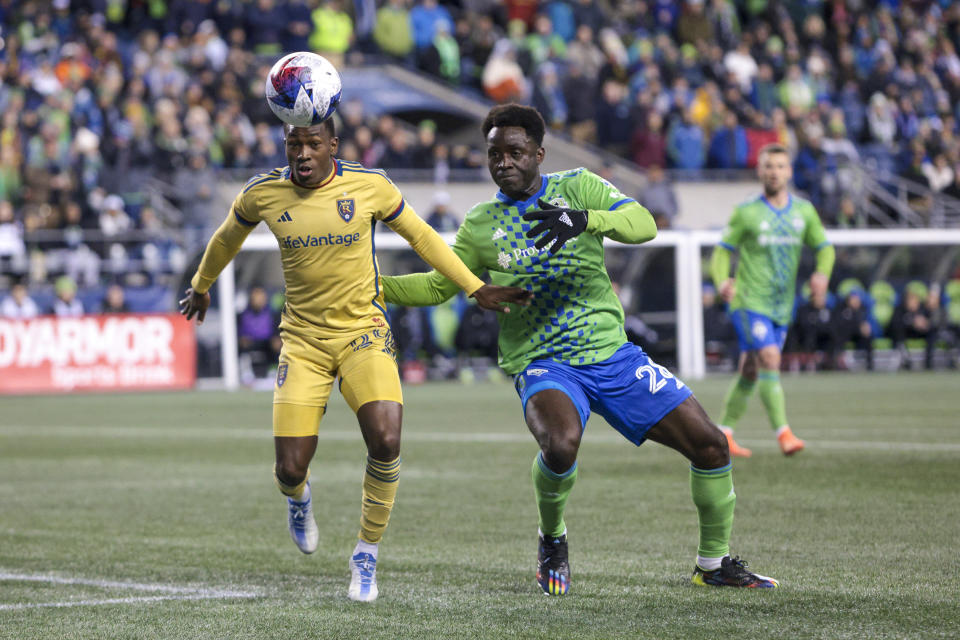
[385,201,484,296]
[190,191,259,294]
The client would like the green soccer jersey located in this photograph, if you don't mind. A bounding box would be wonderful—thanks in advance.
[719,194,829,325]
[382,168,657,374]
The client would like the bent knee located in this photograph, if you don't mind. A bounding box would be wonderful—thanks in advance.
[367,429,401,461]
[693,427,730,469]
[275,458,308,486]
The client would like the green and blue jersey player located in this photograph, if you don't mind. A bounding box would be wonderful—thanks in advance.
[710,144,835,458]
[382,104,779,593]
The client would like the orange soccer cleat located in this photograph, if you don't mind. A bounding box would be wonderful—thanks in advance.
[719,426,752,458]
[776,426,805,456]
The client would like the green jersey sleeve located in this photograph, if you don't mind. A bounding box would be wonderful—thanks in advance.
[719,205,747,250]
[802,204,829,250]
[574,170,657,244]
[381,220,483,307]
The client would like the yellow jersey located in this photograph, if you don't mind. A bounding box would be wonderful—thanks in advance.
[191,160,484,338]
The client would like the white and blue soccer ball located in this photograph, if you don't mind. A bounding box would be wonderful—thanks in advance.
[265,52,342,128]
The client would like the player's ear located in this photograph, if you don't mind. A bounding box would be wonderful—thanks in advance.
[329,136,339,155]
[536,146,545,165]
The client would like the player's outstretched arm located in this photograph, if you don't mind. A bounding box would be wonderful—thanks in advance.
[189,209,259,295]
[582,201,657,245]
[386,205,487,294]
[382,270,461,307]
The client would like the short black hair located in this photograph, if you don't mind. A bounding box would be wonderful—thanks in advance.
[284,117,336,138]
[481,104,545,146]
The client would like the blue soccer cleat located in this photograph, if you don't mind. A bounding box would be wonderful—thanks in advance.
[287,482,318,554]
[348,543,379,602]
[536,531,570,595]
[692,556,779,588]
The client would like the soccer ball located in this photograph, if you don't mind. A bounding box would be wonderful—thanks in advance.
[265,52,342,128]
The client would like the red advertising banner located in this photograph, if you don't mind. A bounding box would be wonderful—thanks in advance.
[0,313,196,394]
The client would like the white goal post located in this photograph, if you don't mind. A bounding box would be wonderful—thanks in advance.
[214,228,960,390]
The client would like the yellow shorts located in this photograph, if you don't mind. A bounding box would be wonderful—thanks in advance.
[272,327,402,437]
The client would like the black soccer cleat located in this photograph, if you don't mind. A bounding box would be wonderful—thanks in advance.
[691,555,779,588]
[536,532,570,595]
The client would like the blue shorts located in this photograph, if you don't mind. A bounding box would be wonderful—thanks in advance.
[513,342,693,446]
[730,309,788,352]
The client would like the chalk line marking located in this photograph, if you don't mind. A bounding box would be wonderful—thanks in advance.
[0,571,259,611]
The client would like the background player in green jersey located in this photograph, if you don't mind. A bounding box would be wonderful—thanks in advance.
[710,144,836,457]
[383,104,779,594]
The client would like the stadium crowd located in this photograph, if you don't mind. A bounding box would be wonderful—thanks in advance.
[1,0,959,372]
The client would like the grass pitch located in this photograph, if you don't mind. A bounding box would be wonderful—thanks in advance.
[1,372,959,639]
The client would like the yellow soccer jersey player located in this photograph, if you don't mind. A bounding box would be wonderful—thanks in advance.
[180,119,531,603]
[193,159,455,338]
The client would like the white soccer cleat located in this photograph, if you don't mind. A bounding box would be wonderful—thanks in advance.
[287,482,319,554]
[348,542,379,602]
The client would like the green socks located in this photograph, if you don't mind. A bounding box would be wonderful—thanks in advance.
[690,463,735,559]
[719,375,756,427]
[758,369,788,430]
[531,452,578,538]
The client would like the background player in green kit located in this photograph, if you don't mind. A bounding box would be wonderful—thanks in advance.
[710,144,835,458]
[383,104,779,594]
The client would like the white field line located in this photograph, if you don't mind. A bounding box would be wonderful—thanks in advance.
[0,571,258,611]
[2,425,960,451]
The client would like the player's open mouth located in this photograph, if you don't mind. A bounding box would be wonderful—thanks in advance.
[296,165,313,177]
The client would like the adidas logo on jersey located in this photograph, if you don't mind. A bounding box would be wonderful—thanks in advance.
[277,211,293,223]
[492,228,507,240]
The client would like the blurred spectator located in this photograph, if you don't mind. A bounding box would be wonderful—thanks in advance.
[52,276,83,317]
[631,112,668,169]
[0,281,40,319]
[174,152,217,245]
[425,191,459,233]
[923,154,954,193]
[794,289,835,371]
[420,20,461,84]
[677,0,712,47]
[532,62,568,130]
[867,93,897,146]
[725,41,758,93]
[0,201,26,271]
[373,0,414,61]
[702,284,737,367]
[595,80,631,157]
[668,109,706,170]
[98,194,132,238]
[562,62,597,143]
[380,130,415,168]
[454,302,499,361]
[833,291,874,370]
[237,286,281,381]
[707,111,748,169]
[244,0,286,56]
[410,0,454,52]
[482,41,527,103]
[889,287,931,370]
[309,0,354,66]
[922,284,957,370]
[639,166,678,229]
[100,283,130,313]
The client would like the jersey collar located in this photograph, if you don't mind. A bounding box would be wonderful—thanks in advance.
[495,175,547,209]
[760,193,793,216]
